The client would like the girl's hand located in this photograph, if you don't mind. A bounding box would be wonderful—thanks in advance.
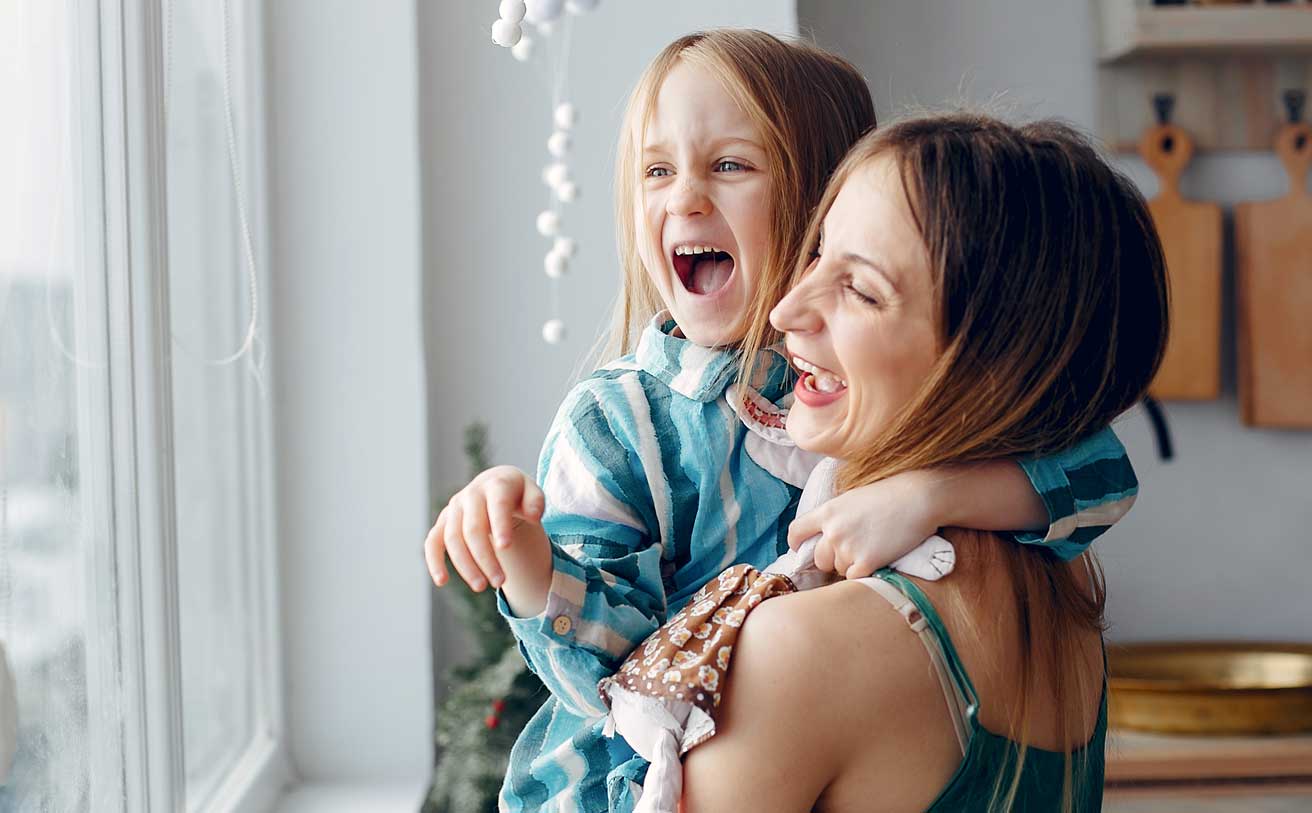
[425,465,547,594]
[787,469,938,580]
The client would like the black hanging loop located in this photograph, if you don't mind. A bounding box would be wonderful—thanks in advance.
[1284,89,1306,125]
[1141,396,1174,462]
[1152,93,1175,127]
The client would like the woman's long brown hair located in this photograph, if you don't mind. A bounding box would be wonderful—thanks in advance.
[803,114,1169,811]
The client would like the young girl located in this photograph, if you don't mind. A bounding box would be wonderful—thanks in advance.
[424,30,1138,813]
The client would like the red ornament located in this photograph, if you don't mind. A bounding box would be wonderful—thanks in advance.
[491,699,506,713]
[485,714,500,729]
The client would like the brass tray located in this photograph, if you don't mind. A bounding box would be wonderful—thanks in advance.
[1108,642,1312,736]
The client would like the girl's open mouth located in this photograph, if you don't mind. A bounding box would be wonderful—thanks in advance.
[672,245,735,296]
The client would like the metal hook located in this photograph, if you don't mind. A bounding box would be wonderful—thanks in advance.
[1283,89,1306,125]
[1152,93,1175,127]
[1142,396,1174,463]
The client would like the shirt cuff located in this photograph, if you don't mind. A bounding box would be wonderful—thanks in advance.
[496,543,589,649]
[1013,454,1076,548]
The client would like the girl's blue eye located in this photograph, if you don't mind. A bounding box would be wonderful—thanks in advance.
[715,160,745,172]
[646,167,672,178]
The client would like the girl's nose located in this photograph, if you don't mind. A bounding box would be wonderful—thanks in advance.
[667,176,711,217]
[771,276,824,334]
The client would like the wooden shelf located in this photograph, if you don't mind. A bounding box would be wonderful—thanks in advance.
[1100,1,1312,63]
[1107,729,1312,785]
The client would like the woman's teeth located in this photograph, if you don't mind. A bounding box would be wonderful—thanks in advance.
[805,374,846,394]
[793,356,847,394]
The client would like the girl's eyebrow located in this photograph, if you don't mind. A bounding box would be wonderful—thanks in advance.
[642,135,764,156]
[708,136,764,153]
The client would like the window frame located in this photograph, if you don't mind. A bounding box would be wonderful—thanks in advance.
[87,0,289,809]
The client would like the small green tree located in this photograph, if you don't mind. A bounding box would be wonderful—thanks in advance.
[424,424,547,813]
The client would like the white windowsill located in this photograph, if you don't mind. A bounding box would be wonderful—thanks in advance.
[276,781,427,813]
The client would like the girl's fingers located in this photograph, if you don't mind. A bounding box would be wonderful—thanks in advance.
[424,509,449,586]
[787,508,825,550]
[443,504,486,591]
[461,492,505,589]
[846,561,872,580]
[521,480,546,522]
[832,546,853,579]
[483,476,523,551]
[813,538,835,573]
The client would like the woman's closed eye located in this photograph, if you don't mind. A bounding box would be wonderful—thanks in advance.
[845,278,880,306]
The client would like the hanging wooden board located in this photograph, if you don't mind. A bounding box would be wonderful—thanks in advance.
[1236,120,1312,428]
[1141,122,1223,400]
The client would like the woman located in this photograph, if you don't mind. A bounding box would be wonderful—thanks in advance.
[679,114,1168,812]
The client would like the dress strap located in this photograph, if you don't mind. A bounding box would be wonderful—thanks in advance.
[856,572,978,755]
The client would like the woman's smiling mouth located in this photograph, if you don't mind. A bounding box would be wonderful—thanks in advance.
[791,353,848,406]
[672,244,736,296]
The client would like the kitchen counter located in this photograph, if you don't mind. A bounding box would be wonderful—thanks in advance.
[1106,788,1312,812]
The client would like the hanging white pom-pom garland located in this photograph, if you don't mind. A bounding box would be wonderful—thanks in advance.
[499,0,527,22]
[524,0,565,25]
[542,319,567,345]
[489,0,601,344]
[511,35,534,62]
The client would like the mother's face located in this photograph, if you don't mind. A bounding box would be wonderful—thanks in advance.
[770,155,939,459]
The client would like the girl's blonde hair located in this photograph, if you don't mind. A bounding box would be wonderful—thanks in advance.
[800,113,1169,811]
[603,29,876,362]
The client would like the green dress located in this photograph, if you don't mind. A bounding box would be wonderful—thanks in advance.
[866,570,1107,813]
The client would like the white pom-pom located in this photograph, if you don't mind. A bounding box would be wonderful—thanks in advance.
[566,0,600,13]
[553,102,578,131]
[524,0,564,24]
[556,180,578,202]
[544,249,569,279]
[547,130,571,158]
[553,236,577,258]
[499,0,527,23]
[511,35,534,61]
[542,319,566,344]
[542,162,569,189]
[491,19,522,47]
[536,210,560,237]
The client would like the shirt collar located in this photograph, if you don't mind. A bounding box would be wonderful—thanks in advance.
[634,311,791,403]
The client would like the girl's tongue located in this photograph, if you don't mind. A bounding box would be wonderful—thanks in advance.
[689,253,734,295]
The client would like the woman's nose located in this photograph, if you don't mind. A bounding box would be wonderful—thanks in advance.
[771,279,824,334]
[666,176,711,217]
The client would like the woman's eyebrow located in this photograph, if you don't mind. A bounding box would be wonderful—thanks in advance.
[841,251,900,294]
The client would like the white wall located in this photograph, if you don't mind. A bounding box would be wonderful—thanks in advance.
[267,0,431,784]
[797,0,1312,641]
[417,2,798,684]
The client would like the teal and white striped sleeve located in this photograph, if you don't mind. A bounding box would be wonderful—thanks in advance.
[496,379,668,719]
[1012,425,1139,561]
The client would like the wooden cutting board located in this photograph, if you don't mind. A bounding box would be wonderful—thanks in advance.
[1140,122,1223,400]
[1236,121,1312,428]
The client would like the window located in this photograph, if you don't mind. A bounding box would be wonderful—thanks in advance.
[0,1,285,809]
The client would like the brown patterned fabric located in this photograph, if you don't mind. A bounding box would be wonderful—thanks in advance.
[599,564,796,744]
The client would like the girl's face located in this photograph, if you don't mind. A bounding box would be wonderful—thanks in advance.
[638,60,772,347]
[771,155,940,458]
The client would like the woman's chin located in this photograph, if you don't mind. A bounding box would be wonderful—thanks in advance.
[785,409,842,457]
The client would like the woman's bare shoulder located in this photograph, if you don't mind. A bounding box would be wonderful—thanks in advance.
[733,581,938,715]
